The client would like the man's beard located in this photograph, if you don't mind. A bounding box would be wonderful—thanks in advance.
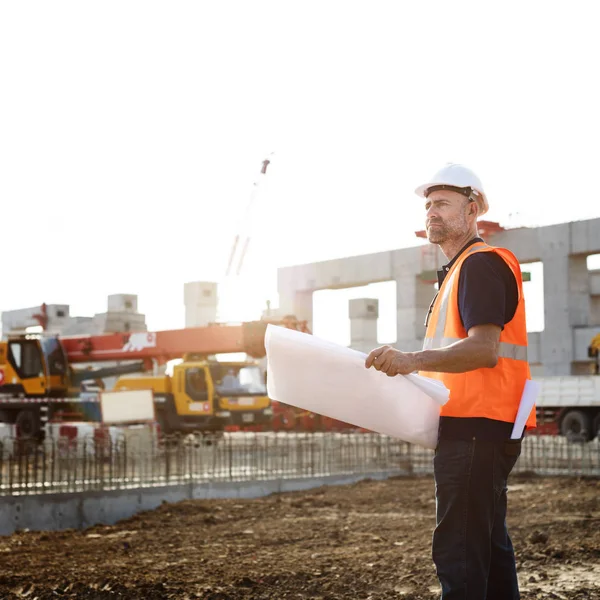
[426,215,467,244]
[426,222,449,243]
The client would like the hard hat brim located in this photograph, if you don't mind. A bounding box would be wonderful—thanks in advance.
[414,181,489,216]
[414,181,438,198]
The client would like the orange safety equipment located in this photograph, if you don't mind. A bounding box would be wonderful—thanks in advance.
[419,241,535,429]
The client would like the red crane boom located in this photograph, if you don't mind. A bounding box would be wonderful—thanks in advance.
[60,318,308,365]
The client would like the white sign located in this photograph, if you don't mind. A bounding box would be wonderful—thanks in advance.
[100,389,155,425]
[237,397,256,406]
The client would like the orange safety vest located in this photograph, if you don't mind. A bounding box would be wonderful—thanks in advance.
[419,241,536,429]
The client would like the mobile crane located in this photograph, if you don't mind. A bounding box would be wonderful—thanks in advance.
[0,317,308,439]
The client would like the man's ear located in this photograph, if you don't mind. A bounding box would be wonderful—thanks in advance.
[469,201,479,217]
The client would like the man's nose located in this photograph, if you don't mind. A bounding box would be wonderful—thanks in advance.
[426,205,439,219]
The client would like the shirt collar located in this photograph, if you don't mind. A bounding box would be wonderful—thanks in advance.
[437,237,484,287]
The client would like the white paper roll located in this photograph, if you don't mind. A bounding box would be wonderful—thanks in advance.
[265,325,448,449]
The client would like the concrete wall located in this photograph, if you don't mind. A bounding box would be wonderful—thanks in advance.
[1,304,71,335]
[278,218,600,375]
[0,471,403,537]
[1,296,147,337]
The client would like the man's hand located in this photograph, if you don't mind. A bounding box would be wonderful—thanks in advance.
[365,345,418,377]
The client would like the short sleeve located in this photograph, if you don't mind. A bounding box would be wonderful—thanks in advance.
[458,252,518,333]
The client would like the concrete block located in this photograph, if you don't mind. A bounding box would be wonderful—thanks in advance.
[417,278,437,306]
[93,313,147,333]
[184,281,218,307]
[527,332,542,365]
[396,307,420,340]
[568,255,591,327]
[591,298,600,326]
[1,304,70,334]
[395,276,420,309]
[395,338,424,352]
[47,305,70,319]
[349,298,379,319]
[349,340,378,354]
[590,271,600,296]
[529,364,545,377]
[286,290,314,325]
[60,316,94,335]
[350,319,378,344]
[107,294,138,313]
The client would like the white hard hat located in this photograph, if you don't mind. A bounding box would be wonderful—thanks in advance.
[415,163,489,216]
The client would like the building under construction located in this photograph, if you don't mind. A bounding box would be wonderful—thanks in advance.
[277,216,600,377]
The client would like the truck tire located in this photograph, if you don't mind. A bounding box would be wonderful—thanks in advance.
[593,413,600,441]
[560,410,593,442]
[15,408,41,440]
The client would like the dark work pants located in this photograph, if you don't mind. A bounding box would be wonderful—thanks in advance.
[432,437,521,600]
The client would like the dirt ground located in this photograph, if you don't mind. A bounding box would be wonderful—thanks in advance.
[0,475,599,599]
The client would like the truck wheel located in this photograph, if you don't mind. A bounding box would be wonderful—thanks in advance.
[15,409,40,439]
[560,410,593,442]
[593,413,600,441]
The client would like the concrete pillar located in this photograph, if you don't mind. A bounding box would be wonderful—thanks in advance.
[591,299,600,326]
[392,246,439,352]
[184,282,218,327]
[278,289,314,332]
[349,298,378,354]
[539,224,592,375]
[568,255,592,326]
[590,270,600,325]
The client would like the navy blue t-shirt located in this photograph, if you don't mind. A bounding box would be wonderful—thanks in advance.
[436,237,519,441]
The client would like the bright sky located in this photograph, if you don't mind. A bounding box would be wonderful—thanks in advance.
[1,2,599,344]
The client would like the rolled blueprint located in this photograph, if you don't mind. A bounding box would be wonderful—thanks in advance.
[510,379,540,439]
[265,325,449,449]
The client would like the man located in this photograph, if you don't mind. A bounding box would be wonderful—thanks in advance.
[365,163,535,599]
[221,368,240,390]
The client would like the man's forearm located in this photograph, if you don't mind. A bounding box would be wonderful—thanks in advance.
[413,336,498,373]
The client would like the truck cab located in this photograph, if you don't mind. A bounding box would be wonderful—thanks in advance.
[114,358,272,434]
[209,361,272,427]
[0,336,70,397]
